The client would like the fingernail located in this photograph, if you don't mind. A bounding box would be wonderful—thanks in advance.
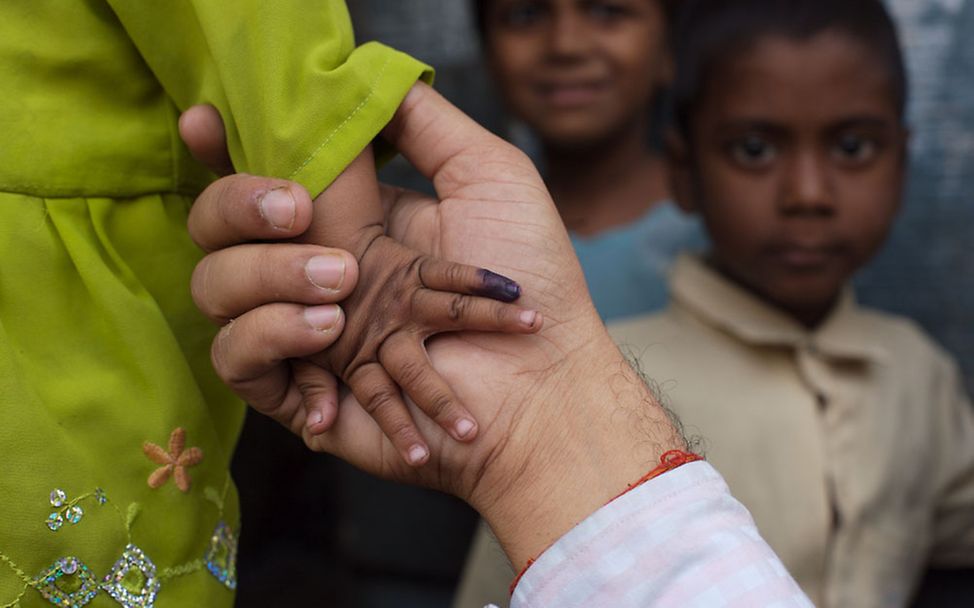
[455,419,476,439]
[304,305,341,332]
[478,269,521,303]
[306,255,347,291]
[308,410,323,427]
[259,187,296,230]
[408,444,429,466]
[520,310,538,328]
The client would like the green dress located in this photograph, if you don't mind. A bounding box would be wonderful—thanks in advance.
[0,2,430,606]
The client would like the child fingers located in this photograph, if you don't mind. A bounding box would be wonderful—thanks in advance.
[378,336,479,443]
[418,258,522,303]
[347,363,430,467]
[413,290,543,335]
[293,360,340,436]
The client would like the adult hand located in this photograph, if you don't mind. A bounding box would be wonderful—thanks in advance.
[183,84,685,567]
[184,124,361,436]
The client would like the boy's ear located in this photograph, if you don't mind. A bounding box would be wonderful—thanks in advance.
[665,128,697,214]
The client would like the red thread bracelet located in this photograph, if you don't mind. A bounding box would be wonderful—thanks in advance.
[508,449,703,595]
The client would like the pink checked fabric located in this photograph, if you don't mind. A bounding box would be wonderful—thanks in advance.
[509,462,813,607]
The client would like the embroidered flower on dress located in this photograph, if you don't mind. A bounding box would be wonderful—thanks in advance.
[142,428,203,493]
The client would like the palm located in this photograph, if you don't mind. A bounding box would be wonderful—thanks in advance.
[309,116,601,499]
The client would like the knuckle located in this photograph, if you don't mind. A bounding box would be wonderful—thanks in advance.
[215,176,244,227]
[252,247,278,293]
[395,359,427,389]
[209,326,237,386]
[189,260,211,312]
[494,302,511,325]
[387,418,419,444]
[448,294,471,323]
[444,263,469,288]
[423,391,454,420]
[363,386,400,416]
[190,257,234,323]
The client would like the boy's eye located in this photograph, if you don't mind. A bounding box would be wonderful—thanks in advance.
[728,135,777,168]
[584,1,633,22]
[832,134,879,165]
[499,1,549,28]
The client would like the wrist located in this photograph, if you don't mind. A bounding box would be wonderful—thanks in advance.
[470,328,687,567]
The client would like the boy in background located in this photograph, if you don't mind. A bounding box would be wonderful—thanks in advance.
[611,0,974,605]
[455,0,974,606]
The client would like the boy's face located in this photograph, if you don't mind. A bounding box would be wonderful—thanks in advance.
[673,32,907,325]
[483,0,669,147]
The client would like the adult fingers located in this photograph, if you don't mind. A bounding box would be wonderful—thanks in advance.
[188,174,314,252]
[210,303,345,412]
[382,82,535,192]
[192,244,359,324]
[178,105,234,176]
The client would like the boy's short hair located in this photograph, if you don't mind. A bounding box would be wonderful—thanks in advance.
[671,0,908,138]
[471,0,681,41]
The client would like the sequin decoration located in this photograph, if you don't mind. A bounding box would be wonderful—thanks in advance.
[101,544,160,608]
[33,557,99,607]
[46,512,64,532]
[50,489,67,508]
[44,488,107,532]
[66,505,85,525]
[204,521,238,590]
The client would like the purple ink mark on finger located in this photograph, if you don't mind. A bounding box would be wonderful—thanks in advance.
[477,269,521,302]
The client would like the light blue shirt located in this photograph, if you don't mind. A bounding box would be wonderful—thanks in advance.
[571,202,704,322]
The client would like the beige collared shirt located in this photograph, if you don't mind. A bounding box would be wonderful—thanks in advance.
[453,255,974,608]
[608,255,974,607]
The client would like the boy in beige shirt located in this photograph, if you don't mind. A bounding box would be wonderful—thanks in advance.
[455,1,974,606]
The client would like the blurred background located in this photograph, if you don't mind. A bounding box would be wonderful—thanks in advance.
[232,1,974,606]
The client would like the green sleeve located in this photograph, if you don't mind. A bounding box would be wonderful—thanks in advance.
[106,0,433,196]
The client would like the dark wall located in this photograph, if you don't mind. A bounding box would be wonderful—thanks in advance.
[857,0,974,397]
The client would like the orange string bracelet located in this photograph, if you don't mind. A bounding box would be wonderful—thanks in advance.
[508,449,703,595]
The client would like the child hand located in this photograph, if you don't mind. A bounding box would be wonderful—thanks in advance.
[301,147,542,466]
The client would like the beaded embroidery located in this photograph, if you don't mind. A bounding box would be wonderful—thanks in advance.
[32,557,99,608]
[101,545,160,608]
[45,488,107,532]
[1,480,237,608]
[204,522,238,590]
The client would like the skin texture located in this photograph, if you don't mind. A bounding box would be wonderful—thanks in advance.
[184,107,543,467]
[298,148,543,465]
[183,83,687,568]
[483,0,673,234]
[669,32,907,327]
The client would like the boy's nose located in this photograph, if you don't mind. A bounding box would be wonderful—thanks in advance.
[547,11,594,58]
[780,153,836,217]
